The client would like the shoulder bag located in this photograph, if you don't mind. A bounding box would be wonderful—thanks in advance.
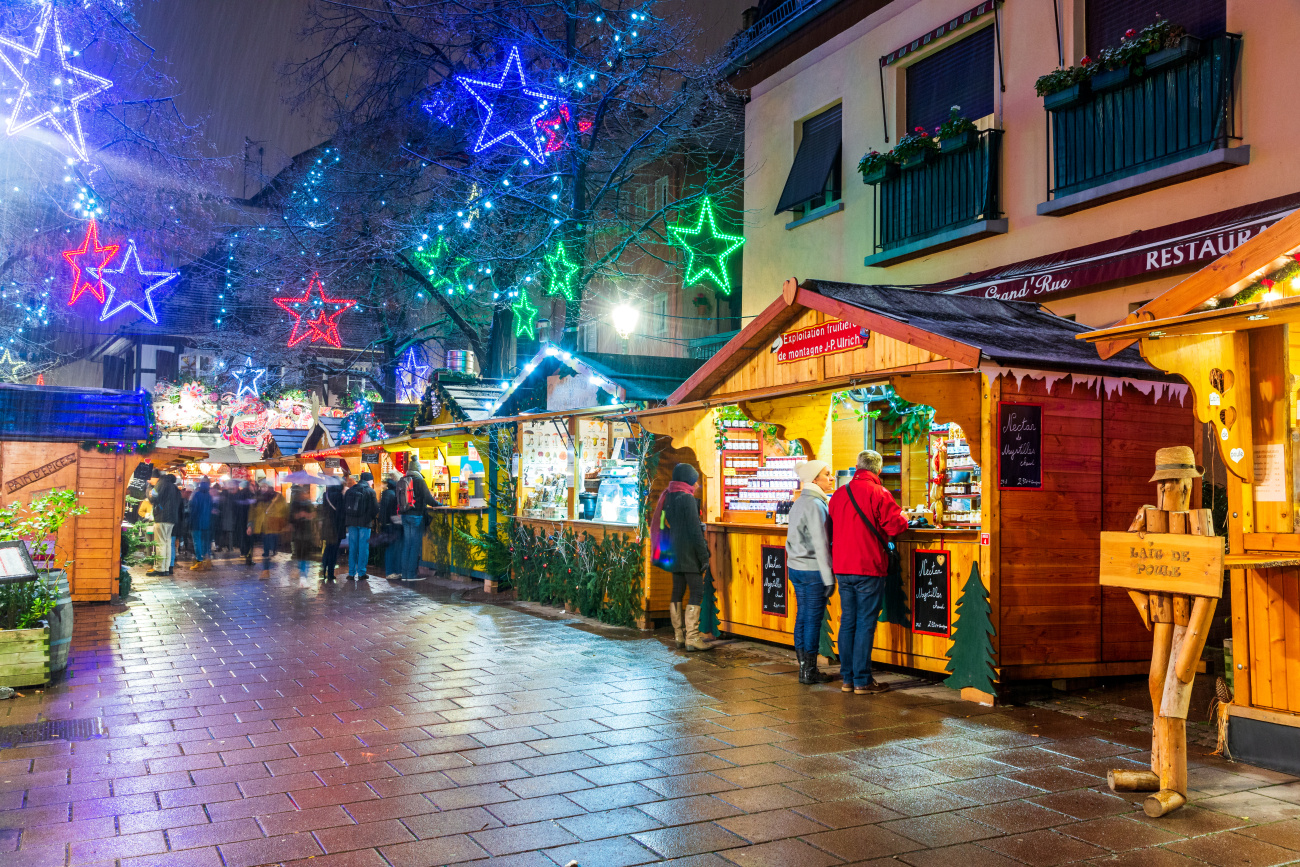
[845,485,902,584]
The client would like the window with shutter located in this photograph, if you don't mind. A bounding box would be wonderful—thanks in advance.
[775,105,842,215]
[906,26,995,136]
[1086,0,1225,56]
[652,293,669,337]
[654,176,670,213]
[154,350,178,384]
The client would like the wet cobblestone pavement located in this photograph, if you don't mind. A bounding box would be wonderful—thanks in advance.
[3,554,1300,867]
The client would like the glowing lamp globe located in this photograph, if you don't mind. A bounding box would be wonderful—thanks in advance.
[612,304,639,340]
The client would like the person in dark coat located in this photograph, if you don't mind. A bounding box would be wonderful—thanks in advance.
[176,485,192,563]
[397,467,436,582]
[215,483,237,552]
[377,474,401,579]
[344,472,379,579]
[146,473,181,576]
[653,463,712,652]
[319,479,346,581]
[289,486,316,577]
[188,478,214,571]
[233,481,254,563]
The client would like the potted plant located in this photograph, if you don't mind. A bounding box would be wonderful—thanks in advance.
[1145,22,1199,72]
[858,149,899,184]
[936,106,978,154]
[1036,59,1094,110]
[893,126,939,170]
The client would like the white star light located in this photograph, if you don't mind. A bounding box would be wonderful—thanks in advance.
[231,357,266,399]
[395,347,431,403]
[0,5,112,160]
[93,240,178,325]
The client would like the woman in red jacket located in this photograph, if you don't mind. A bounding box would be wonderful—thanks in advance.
[827,450,908,694]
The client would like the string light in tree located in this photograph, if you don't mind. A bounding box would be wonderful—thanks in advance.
[229,357,266,399]
[339,396,385,444]
[412,235,471,295]
[667,195,745,296]
[457,46,561,162]
[395,346,431,404]
[63,219,118,305]
[0,4,113,161]
[512,289,539,339]
[542,240,580,301]
[93,240,178,326]
[536,105,593,154]
[274,274,357,348]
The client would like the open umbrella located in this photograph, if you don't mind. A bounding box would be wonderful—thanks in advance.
[278,470,342,485]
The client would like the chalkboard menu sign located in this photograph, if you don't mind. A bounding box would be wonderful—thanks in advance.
[124,462,153,522]
[912,549,950,636]
[999,402,1042,490]
[761,545,788,617]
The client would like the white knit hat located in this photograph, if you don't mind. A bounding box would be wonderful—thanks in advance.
[795,459,829,485]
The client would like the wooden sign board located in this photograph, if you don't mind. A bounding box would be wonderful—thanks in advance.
[912,549,951,637]
[1099,532,1224,598]
[761,545,788,616]
[998,402,1042,489]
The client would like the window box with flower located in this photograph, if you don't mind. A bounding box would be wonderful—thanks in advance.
[858,150,899,185]
[894,127,940,171]
[936,107,979,154]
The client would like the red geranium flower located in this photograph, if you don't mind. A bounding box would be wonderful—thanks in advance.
[1080,55,1092,66]
[1124,28,1136,39]
[914,126,924,132]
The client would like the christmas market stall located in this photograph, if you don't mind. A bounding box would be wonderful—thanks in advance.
[481,345,703,625]
[1078,207,1300,775]
[0,385,155,601]
[376,375,509,581]
[636,278,1195,698]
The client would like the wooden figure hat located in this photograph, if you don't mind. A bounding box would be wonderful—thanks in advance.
[1149,446,1203,483]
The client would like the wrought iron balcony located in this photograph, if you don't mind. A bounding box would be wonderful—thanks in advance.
[1044,34,1243,209]
[864,129,1005,265]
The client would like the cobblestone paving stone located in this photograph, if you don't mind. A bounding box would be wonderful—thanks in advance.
[1,553,1298,867]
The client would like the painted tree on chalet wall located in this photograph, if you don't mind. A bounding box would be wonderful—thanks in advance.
[944,563,998,695]
[225,0,744,381]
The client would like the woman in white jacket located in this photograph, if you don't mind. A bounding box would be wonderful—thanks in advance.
[785,459,836,684]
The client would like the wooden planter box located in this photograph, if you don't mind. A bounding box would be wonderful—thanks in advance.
[939,130,978,154]
[861,161,900,185]
[0,623,50,687]
[1145,35,1202,72]
[1091,65,1135,93]
[1043,81,1089,111]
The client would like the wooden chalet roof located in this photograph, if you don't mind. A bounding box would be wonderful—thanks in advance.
[668,278,1170,405]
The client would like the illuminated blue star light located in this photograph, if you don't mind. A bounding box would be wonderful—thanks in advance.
[0,5,112,161]
[230,357,266,399]
[93,240,178,325]
[395,346,431,403]
[456,46,560,162]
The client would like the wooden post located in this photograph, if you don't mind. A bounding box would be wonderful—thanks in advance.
[1144,507,1169,533]
[1109,769,1160,792]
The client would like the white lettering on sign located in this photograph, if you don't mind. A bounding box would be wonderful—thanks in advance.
[776,319,867,364]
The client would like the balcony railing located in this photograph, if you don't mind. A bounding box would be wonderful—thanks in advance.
[870,129,1003,256]
[1046,34,1241,200]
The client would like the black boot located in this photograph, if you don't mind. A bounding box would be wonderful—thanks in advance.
[806,651,832,684]
[796,649,813,685]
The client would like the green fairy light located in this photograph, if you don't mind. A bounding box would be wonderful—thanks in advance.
[542,240,580,301]
[667,196,744,296]
[512,289,539,338]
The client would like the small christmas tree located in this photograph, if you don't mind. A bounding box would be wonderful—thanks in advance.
[818,607,837,661]
[339,396,385,444]
[699,566,721,637]
[944,563,997,695]
[877,566,910,626]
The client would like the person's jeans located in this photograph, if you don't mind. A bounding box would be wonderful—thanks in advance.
[192,528,211,561]
[788,568,827,655]
[153,522,174,570]
[401,514,424,580]
[347,527,371,577]
[321,542,340,577]
[261,532,278,563]
[837,574,886,687]
[383,529,402,576]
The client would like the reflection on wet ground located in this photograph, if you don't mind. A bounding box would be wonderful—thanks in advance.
[1,554,1297,867]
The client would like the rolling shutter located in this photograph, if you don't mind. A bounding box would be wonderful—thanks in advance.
[906,26,995,136]
[1086,0,1225,56]
[775,105,842,214]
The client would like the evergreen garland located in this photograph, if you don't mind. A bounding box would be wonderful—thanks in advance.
[509,522,644,628]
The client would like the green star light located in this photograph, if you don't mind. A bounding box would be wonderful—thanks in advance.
[512,289,539,338]
[667,195,744,296]
[412,237,473,296]
[543,240,581,301]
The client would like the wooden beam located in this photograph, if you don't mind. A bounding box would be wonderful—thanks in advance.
[1098,208,1300,358]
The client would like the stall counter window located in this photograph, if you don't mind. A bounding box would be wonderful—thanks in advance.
[519,420,573,520]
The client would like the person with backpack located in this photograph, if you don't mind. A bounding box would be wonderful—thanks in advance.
[344,472,379,579]
[397,466,435,582]
[377,474,402,579]
[652,463,712,652]
[786,459,836,685]
[828,449,908,695]
[319,478,346,581]
[146,473,180,576]
[188,478,215,571]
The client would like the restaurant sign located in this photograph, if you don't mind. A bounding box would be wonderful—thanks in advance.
[931,191,1300,303]
[776,319,868,364]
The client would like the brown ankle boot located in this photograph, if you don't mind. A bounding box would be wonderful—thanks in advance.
[669,602,685,649]
[684,605,713,652]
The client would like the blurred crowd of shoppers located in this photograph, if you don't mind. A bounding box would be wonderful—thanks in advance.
[144,465,439,583]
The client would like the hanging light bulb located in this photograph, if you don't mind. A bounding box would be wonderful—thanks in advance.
[611,303,639,340]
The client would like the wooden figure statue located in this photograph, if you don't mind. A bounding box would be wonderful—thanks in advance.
[1098,446,1223,817]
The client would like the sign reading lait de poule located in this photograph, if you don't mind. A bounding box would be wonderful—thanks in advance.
[776,319,868,364]
[1098,532,1224,598]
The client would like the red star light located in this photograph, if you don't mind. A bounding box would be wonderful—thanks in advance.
[274,274,357,348]
[63,219,118,305]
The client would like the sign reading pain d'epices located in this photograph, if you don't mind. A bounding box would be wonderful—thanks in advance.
[999,402,1042,490]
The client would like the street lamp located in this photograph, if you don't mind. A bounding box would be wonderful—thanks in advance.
[611,303,639,340]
